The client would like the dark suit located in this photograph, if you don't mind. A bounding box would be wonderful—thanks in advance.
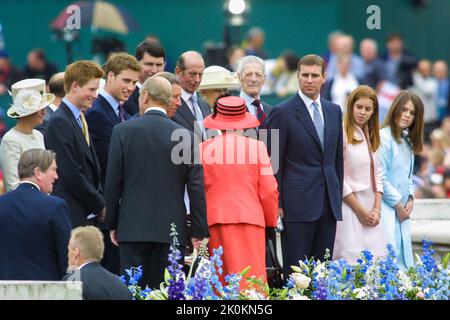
[267,94,343,276]
[172,96,211,139]
[35,105,55,134]
[44,101,104,228]
[84,94,129,275]
[64,262,132,300]
[85,94,130,189]
[105,109,208,288]
[122,87,140,116]
[0,183,72,280]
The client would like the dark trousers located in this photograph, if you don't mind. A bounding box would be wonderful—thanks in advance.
[281,197,336,278]
[100,229,120,275]
[120,242,184,289]
[265,227,278,267]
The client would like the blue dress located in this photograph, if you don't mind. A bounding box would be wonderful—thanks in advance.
[379,127,415,269]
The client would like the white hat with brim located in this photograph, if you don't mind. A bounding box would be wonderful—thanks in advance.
[7,79,55,118]
[197,66,241,91]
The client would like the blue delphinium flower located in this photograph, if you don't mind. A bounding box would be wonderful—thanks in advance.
[223,273,241,300]
[377,244,405,300]
[421,240,438,273]
[209,246,224,294]
[167,224,186,300]
[312,276,327,300]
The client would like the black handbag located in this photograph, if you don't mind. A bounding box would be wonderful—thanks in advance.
[266,238,283,289]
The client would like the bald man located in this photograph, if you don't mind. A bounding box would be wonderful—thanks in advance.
[105,76,208,289]
[173,51,211,141]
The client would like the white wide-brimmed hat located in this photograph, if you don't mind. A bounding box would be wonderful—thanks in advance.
[197,66,240,91]
[7,79,55,118]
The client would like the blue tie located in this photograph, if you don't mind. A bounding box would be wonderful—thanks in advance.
[312,101,324,148]
[189,95,206,139]
[189,95,198,118]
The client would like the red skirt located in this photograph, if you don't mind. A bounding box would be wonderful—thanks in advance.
[208,223,266,290]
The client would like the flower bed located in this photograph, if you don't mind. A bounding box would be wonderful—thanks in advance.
[120,224,449,300]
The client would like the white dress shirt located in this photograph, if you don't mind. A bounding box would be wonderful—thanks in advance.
[298,90,324,124]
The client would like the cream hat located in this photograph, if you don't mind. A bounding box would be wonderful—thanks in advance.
[7,79,55,118]
[197,66,240,91]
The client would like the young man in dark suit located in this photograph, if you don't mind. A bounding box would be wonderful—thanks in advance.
[122,41,166,116]
[65,226,131,300]
[0,149,72,280]
[267,54,343,278]
[44,60,105,228]
[105,76,208,289]
[85,53,140,189]
[84,53,140,275]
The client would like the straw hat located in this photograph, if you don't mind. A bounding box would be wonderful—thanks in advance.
[197,66,240,91]
[7,79,55,118]
[203,96,259,130]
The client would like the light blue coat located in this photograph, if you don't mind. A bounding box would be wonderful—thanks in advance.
[379,127,415,269]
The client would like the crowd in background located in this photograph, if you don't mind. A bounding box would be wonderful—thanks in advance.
[1,28,449,198]
[0,20,448,298]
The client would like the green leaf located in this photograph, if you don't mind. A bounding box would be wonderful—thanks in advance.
[239,266,251,277]
[164,268,171,285]
[442,253,450,269]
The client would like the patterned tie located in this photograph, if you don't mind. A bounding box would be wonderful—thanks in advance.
[80,112,90,146]
[312,101,324,149]
[252,99,267,125]
[117,105,126,122]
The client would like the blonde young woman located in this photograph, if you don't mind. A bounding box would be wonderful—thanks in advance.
[379,91,424,270]
[333,85,387,264]
[0,79,54,192]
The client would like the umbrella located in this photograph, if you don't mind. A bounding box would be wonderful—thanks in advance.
[51,0,138,35]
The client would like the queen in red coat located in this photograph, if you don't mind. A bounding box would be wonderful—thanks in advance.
[200,96,278,289]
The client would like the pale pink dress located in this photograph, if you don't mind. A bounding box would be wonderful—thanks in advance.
[333,126,388,264]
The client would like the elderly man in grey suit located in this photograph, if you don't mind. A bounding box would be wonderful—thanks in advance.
[237,55,274,132]
[105,75,208,289]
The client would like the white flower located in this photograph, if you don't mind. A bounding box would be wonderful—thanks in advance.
[290,293,310,300]
[314,263,327,278]
[242,289,266,300]
[354,288,368,300]
[416,292,425,300]
[291,272,311,289]
[14,89,42,114]
[398,270,413,292]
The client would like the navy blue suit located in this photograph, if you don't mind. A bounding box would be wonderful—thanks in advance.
[85,94,130,189]
[44,102,104,228]
[0,183,72,280]
[63,262,132,300]
[267,94,343,275]
[84,94,129,275]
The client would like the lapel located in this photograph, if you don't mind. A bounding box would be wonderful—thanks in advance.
[321,98,332,152]
[60,102,95,165]
[198,97,212,118]
[98,95,120,125]
[177,99,196,131]
[294,95,323,152]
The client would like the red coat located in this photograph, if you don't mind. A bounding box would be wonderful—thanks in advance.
[200,133,278,287]
[200,133,278,228]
